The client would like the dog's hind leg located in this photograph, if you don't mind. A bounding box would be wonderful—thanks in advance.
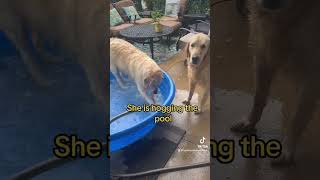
[110,64,126,89]
[231,58,275,133]
[272,81,318,166]
[3,21,49,86]
[116,70,127,89]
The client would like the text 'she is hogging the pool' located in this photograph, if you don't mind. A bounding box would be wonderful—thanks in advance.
[127,104,199,123]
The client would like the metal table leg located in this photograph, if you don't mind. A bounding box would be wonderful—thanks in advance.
[149,38,154,59]
[167,35,171,50]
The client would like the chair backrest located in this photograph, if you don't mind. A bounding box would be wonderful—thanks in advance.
[180,20,210,36]
[113,0,135,21]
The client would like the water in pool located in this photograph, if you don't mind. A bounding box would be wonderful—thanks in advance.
[110,78,164,135]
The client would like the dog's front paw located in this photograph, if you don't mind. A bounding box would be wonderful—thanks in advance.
[230,120,257,134]
[182,100,190,105]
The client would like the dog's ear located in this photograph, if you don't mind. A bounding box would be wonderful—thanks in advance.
[144,70,163,88]
[151,70,163,85]
[154,70,163,80]
[144,77,151,89]
[187,43,190,59]
[203,44,210,62]
[183,43,190,59]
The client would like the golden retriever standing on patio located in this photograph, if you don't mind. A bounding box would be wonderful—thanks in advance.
[110,38,163,105]
[182,33,210,114]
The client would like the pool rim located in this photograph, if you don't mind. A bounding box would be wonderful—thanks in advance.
[110,71,176,139]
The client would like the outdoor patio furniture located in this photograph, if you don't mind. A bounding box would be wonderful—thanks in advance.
[113,0,153,25]
[181,14,209,28]
[119,24,174,59]
[159,0,189,32]
[110,3,134,37]
[188,19,210,34]
[176,20,210,50]
[138,10,152,18]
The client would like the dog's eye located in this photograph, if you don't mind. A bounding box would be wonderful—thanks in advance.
[201,45,206,49]
[191,43,195,48]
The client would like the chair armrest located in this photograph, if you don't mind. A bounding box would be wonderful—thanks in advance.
[196,20,210,26]
[123,14,135,23]
[179,28,196,33]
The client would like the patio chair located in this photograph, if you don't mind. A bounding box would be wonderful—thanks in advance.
[110,3,134,37]
[188,20,210,35]
[159,0,189,32]
[176,20,210,51]
[113,0,153,25]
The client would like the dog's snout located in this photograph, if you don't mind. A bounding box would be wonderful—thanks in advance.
[192,57,199,65]
[257,0,288,10]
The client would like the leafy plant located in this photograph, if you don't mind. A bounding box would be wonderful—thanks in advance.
[151,11,163,23]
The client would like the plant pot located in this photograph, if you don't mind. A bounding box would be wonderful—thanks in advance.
[154,23,162,33]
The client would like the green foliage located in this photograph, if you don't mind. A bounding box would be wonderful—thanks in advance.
[132,0,143,11]
[152,0,166,13]
[131,0,209,14]
[151,11,163,22]
[187,0,210,14]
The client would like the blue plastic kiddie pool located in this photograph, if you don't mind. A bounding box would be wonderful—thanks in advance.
[110,71,176,153]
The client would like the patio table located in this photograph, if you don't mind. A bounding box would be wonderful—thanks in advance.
[119,24,174,59]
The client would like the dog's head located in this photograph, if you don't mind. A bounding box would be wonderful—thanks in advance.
[144,70,163,94]
[184,33,210,67]
[256,0,289,11]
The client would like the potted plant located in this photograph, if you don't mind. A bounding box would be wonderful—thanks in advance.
[151,11,163,33]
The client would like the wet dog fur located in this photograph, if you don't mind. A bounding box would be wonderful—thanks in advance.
[110,38,163,105]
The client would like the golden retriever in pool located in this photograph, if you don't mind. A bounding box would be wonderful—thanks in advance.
[182,33,210,114]
[110,38,163,105]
